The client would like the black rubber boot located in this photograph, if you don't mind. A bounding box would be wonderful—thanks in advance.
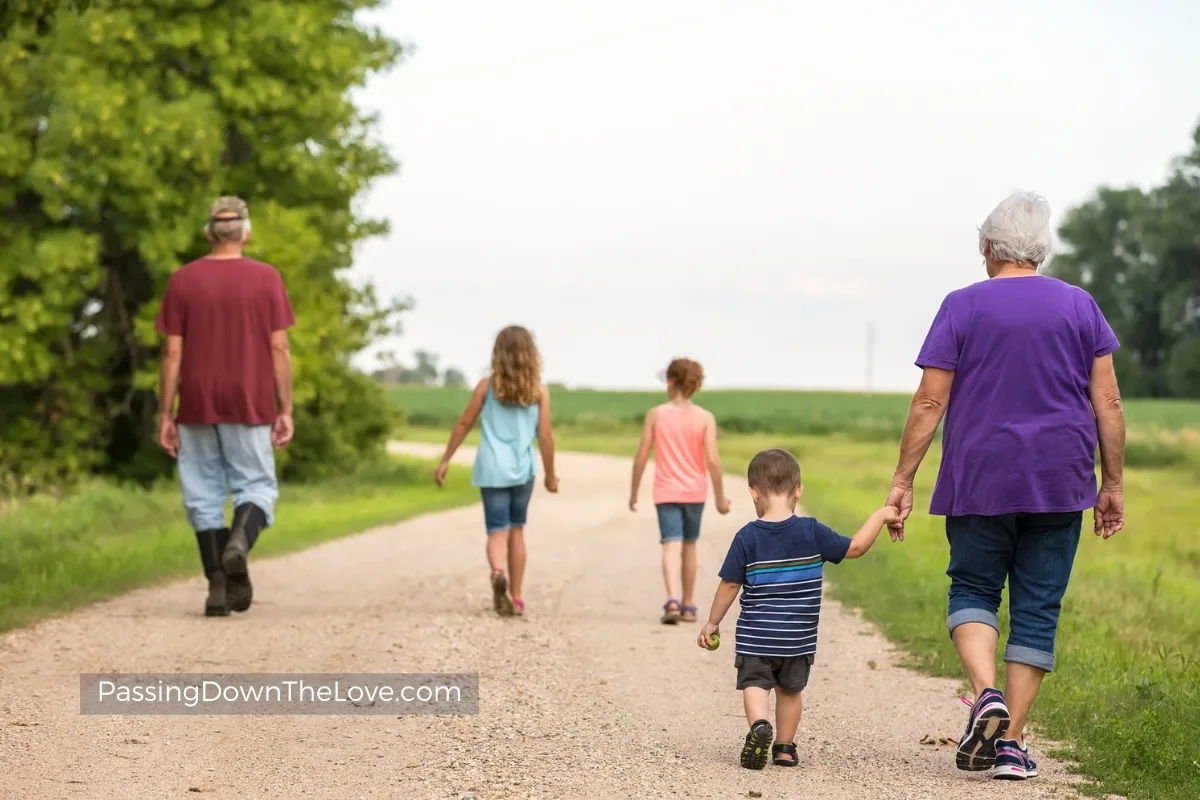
[195,529,230,617]
[223,504,267,612]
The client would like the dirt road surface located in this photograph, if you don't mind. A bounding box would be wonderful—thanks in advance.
[0,445,1096,799]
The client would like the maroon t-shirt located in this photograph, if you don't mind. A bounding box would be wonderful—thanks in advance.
[155,257,295,425]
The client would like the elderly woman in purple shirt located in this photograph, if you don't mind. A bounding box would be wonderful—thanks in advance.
[886,191,1126,781]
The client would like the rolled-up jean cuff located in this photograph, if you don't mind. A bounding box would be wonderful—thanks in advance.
[1003,643,1055,672]
[947,608,999,635]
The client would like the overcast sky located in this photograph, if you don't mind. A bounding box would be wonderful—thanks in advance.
[349,0,1200,392]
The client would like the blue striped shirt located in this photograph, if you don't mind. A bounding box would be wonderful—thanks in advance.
[718,516,851,658]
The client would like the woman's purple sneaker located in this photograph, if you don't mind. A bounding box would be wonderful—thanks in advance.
[956,689,1010,771]
[992,739,1038,780]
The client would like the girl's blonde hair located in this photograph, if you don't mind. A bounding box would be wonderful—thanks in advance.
[491,325,542,406]
[666,358,704,397]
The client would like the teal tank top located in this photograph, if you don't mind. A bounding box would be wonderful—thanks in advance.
[472,386,539,488]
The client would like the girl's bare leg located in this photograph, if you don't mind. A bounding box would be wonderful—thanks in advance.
[507,527,526,598]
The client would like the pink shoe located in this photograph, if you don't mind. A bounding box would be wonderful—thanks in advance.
[511,597,525,616]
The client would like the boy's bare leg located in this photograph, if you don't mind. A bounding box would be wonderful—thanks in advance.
[680,541,698,607]
[661,541,683,600]
[486,530,510,572]
[507,527,526,598]
[774,690,803,761]
[743,687,771,726]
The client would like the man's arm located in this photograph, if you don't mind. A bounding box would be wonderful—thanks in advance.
[158,335,183,418]
[1089,354,1124,490]
[270,330,293,416]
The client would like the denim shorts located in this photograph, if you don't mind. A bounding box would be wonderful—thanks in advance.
[480,481,534,534]
[945,512,1083,672]
[655,502,704,543]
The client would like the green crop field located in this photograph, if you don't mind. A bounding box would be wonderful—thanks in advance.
[391,385,1200,436]
[392,386,1200,472]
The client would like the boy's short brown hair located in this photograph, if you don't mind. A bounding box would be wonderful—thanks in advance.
[746,449,802,495]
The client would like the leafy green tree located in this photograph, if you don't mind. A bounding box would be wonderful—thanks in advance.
[442,367,467,389]
[1051,120,1200,398]
[0,0,405,492]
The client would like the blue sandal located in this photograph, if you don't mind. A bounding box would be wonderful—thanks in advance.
[680,604,698,622]
[661,599,681,625]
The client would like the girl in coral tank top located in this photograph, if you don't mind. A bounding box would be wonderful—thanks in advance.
[629,358,731,624]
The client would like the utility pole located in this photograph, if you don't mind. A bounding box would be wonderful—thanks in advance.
[866,321,875,394]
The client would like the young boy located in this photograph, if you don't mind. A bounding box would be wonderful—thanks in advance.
[697,448,900,769]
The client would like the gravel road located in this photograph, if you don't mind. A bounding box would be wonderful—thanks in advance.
[0,444,1100,799]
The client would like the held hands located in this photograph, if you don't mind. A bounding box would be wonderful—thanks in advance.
[1094,487,1124,539]
[884,480,914,542]
[879,505,902,526]
[697,622,719,650]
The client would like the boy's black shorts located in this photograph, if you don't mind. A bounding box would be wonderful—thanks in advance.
[735,654,814,693]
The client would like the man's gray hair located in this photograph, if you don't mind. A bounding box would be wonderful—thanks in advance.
[978,191,1052,266]
[207,196,252,244]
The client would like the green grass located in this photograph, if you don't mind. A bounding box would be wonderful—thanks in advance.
[767,435,1200,800]
[397,418,1200,800]
[0,456,475,633]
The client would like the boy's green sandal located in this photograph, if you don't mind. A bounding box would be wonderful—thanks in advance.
[740,719,774,770]
[772,742,798,767]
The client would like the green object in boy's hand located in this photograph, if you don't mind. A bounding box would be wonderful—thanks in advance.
[708,633,720,651]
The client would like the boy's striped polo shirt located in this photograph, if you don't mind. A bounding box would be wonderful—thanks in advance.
[717,516,852,658]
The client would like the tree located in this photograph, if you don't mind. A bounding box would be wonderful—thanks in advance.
[1050,119,1200,398]
[409,350,440,386]
[442,368,467,389]
[0,1,405,492]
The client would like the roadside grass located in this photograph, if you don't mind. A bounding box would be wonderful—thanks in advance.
[0,456,475,633]
[398,421,1200,800]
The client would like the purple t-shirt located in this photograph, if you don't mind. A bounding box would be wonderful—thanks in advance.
[916,275,1119,517]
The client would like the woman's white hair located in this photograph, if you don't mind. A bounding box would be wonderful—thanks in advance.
[978,191,1052,266]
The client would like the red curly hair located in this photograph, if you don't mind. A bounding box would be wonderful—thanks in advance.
[665,358,704,398]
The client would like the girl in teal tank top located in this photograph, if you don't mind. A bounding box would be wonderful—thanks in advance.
[434,326,559,618]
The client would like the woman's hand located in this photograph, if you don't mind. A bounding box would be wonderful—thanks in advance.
[884,480,913,541]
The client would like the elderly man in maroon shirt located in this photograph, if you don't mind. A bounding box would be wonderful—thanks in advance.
[155,196,296,617]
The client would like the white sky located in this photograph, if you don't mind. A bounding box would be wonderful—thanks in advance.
[350,0,1200,391]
